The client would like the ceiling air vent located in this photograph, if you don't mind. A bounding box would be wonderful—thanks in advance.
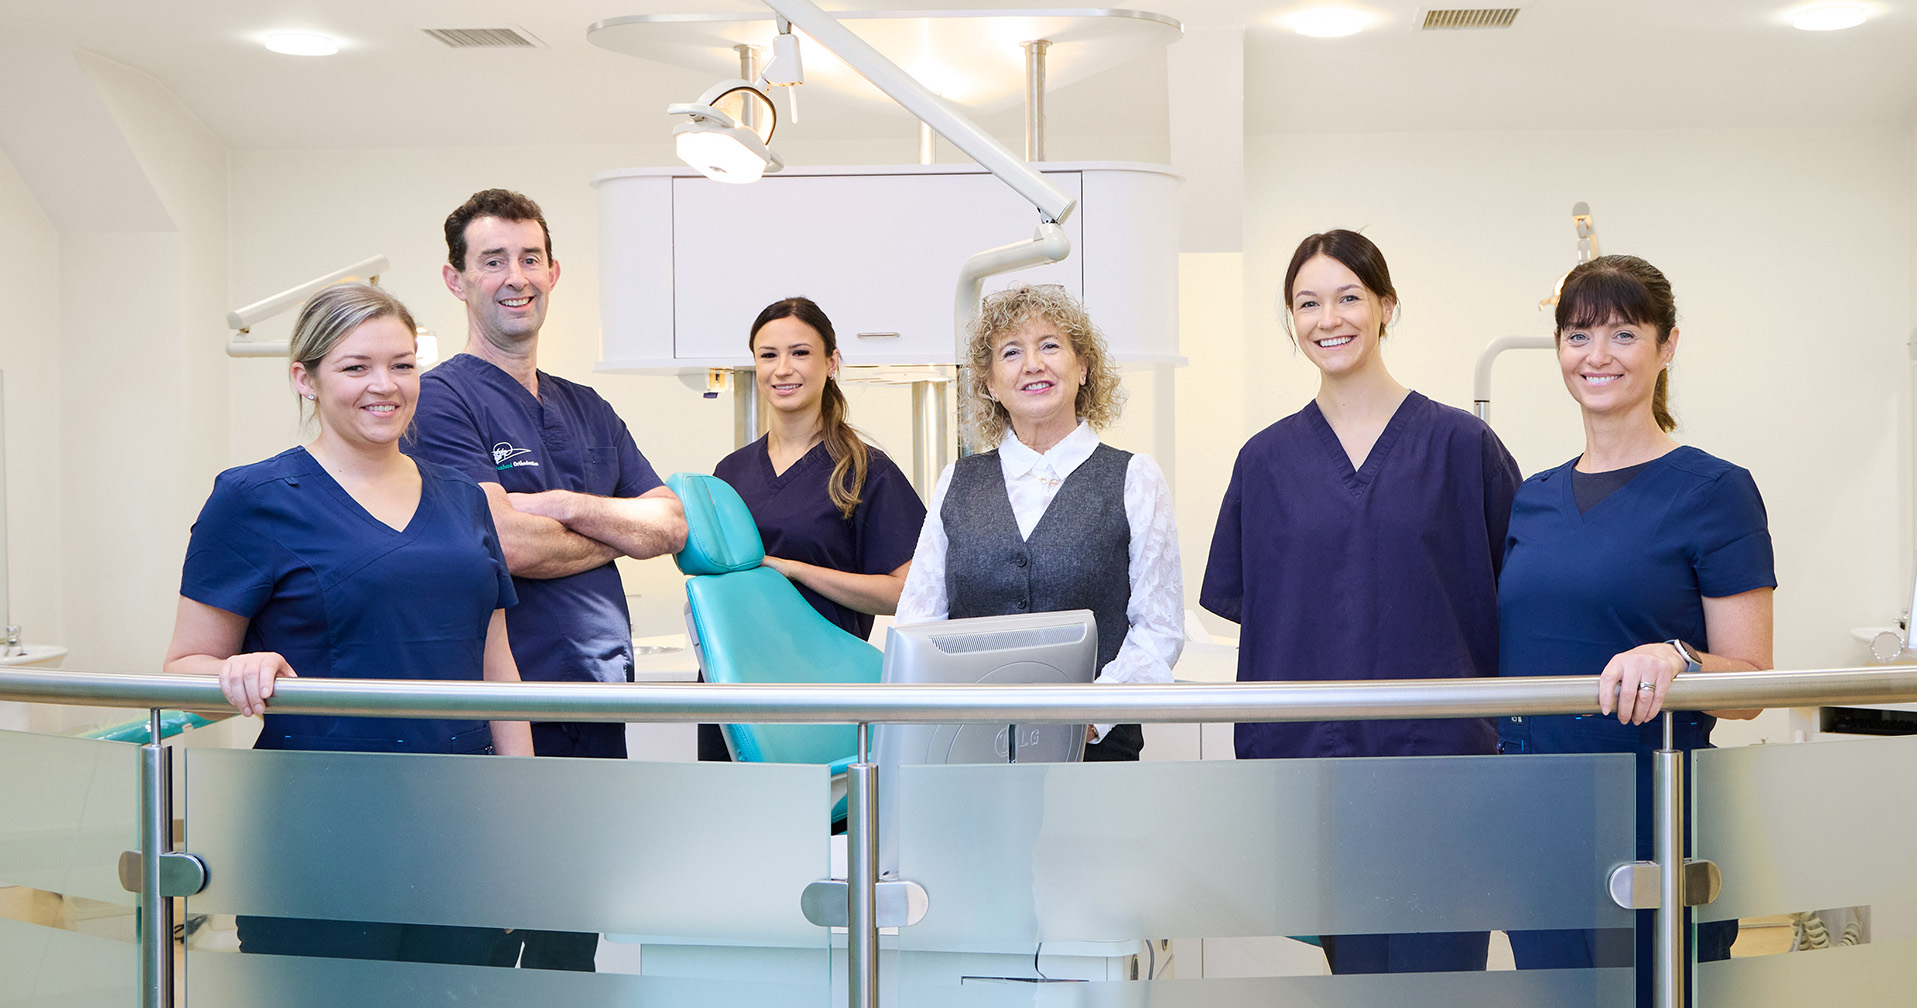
[1419,8,1521,30]
[421,27,544,48]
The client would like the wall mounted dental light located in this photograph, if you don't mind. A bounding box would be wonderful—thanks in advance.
[668,78,784,184]
[226,255,390,357]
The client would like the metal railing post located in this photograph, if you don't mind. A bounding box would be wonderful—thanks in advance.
[845,722,879,1008]
[1653,712,1684,1008]
[139,708,174,1008]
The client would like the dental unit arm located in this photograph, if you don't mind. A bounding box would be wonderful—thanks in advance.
[227,255,391,357]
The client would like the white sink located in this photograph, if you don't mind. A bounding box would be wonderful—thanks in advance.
[0,644,68,667]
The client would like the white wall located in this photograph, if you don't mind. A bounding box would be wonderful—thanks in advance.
[62,55,230,677]
[1203,126,1914,681]
[0,53,229,733]
[0,148,66,650]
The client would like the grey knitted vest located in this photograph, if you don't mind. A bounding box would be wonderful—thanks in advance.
[942,442,1133,672]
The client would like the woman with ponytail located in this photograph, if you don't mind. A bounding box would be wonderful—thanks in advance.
[1497,255,1774,998]
[714,297,926,640]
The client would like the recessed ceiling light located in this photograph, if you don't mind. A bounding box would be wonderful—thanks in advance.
[1791,4,1866,30]
[1286,7,1373,38]
[264,31,341,56]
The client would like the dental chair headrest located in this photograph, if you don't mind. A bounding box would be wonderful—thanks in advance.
[667,472,767,575]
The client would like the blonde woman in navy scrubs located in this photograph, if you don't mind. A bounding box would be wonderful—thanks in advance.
[164,283,529,964]
[706,297,926,759]
[1497,255,1774,1001]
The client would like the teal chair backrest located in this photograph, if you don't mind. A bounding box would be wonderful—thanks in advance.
[668,472,881,766]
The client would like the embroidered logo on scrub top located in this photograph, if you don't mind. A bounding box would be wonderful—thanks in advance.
[491,442,539,470]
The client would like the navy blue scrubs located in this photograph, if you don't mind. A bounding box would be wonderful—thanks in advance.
[404,352,663,730]
[405,352,662,971]
[179,446,515,964]
[714,437,925,641]
[1200,392,1520,975]
[1497,446,1775,1001]
[181,447,516,753]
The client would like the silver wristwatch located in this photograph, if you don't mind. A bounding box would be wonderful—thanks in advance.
[1665,639,1701,676]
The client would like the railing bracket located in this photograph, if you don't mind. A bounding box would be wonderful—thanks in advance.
[801,878,927,928]
[1608,858,1720,910]
[119,850,208,898]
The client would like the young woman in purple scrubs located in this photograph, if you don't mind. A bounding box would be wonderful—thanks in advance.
[164,283,530,963]
[1200,230,1520,974]
[706,297,926,759]
[1496,255,1773,1000]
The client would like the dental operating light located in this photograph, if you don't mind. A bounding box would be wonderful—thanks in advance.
[669,79,784,184]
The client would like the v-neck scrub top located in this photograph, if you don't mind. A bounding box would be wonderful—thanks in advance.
[713,437,925,641]
[1497,446,1776,750]
[404,353,663,685]
[180,447,516,753]
[1201,392,1521,759]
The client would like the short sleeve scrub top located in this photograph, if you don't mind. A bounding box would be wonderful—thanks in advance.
[714,437,925,641]
[180,447,517,754]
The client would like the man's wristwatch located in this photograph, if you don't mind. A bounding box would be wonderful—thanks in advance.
[1665,639,1702,676]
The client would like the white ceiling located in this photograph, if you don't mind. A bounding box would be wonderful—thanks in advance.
[8,0,1915,152]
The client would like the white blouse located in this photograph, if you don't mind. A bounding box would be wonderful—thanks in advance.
[896,422,1185,741]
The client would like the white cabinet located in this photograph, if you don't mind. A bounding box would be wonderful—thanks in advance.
[592,163,1180,372]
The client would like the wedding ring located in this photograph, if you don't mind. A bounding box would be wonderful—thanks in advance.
[1637,682,1657,691]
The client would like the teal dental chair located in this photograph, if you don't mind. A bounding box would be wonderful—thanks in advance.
[668,472,881,816]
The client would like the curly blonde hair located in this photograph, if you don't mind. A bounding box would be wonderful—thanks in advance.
[963,285,1124,448]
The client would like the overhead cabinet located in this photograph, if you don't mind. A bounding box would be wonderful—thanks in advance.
[592,163,1180,372]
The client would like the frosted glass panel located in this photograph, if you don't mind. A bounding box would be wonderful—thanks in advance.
[0,918,137,1008]
[188,946,833,1008]
[0,729,137,904]
[884,970,1631,1007]
[895,754,1633,948]
[1693,735,1917,922]
[186,748,831,943]
[1697,936,1917,1007]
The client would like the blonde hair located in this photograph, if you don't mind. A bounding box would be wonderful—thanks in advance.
[289,282,418,427]
[962,285,1123,448]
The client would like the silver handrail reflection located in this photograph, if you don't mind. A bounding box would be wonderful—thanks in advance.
[7,664,1917,723]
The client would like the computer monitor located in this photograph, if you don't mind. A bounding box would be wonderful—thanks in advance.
[873,609,1099,875]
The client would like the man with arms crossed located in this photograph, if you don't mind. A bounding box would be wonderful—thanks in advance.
[405,188,687,971]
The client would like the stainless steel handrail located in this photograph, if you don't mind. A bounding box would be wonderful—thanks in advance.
[12,662,1917,1008]
[6,665,1917,723]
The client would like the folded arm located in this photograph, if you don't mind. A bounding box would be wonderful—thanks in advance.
[764,557,911,616]
[507,484,688,569]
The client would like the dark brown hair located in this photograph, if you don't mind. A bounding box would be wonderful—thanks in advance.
[749,297,869,519]
[1281,229,1398,341]
[444,189,553,271]
[1555,254,1678,433]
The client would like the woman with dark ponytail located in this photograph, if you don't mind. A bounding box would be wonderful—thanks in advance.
[1497,255,1774,1000]
[713,296,926,638]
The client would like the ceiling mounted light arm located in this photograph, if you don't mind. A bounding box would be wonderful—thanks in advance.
[760,17,806,121]
[1572,201,1601,262]
[757,0,1076,226]
[227,255,390,357]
